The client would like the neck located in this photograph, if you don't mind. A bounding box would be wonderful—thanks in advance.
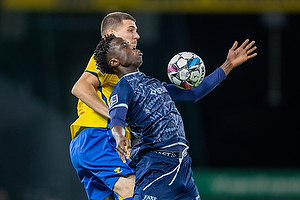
[116,66,139,78]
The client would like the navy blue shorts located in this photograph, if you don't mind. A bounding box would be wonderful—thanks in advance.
[133,151,200,200]
[69,127,135,200]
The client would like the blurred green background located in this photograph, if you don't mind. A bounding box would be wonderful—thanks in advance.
[0,0,299,199]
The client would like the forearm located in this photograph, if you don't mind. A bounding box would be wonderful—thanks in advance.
[72,80,110,119]
[167,67,226,102]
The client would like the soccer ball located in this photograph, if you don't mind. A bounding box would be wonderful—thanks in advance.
[167,52,205,89]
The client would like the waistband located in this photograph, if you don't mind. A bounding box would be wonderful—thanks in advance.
[151,149,187,158]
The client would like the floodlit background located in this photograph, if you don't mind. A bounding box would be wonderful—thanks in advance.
[0,0,299,199]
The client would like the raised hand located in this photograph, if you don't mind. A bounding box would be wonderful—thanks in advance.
[220,39,257,76]
[227,39,257,68]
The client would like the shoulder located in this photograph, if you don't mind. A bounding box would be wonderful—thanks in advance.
[84,55,119,85]
[85,55,98,73]
[109,78,134,109]
[112,75,136,98]
[114,76,132,90]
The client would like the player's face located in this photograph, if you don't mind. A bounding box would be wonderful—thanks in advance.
[113,20,140,49]
[110,37,143,69]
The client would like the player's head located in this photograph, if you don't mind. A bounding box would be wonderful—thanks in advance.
[94,34,143,75]
[100,12,140,49]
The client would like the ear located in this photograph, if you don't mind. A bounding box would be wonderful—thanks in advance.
[107,29,115,35]
[108,58,120,68]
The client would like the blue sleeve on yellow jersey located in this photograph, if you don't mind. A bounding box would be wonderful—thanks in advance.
[165,67,226,102]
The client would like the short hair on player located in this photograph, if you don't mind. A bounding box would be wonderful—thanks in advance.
[94,34,116,74]
[100,12,136,37]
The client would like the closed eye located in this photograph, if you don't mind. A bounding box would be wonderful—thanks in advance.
[122,43,128,48]
[127,27,137,33]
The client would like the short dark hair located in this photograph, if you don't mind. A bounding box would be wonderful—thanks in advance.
[94,34,116,74]
[100,12,136,37]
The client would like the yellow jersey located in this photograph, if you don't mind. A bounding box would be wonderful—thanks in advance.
[70,56,130,139]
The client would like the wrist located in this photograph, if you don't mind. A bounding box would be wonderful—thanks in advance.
[111,126,126,137]
[220,60,234,76]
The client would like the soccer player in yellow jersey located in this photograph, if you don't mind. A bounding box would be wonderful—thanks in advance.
[69,12,139,200]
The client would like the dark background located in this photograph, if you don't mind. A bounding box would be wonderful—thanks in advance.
[0,8,299,200]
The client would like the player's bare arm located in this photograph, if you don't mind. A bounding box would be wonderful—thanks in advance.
[111,125,131,163]
[220,39,257,76]
[71,72,110,119]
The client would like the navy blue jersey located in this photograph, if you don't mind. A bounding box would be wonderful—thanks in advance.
[109,72,188,166]
[109,68,226,167]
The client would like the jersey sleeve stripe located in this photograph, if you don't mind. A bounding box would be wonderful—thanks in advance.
[109,103,128,112]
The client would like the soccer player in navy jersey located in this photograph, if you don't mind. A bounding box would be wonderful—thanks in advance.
[93,34,257,199]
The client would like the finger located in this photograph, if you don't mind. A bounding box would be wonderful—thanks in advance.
[125,139,131,149]
[117,147,128,163]
[117,145,128,156]
[247,46,257,55]
[239,39,250,49]
[120,154,126,163]
[116,148,127,163]
[128,141,131,148]
[230,41,238,50]
[124,146,131,158]
[247,52,258,59]
[125,139,131,157]
[244,41,256,51]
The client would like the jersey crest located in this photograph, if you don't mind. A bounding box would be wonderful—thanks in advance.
[114,167,123,174]
[109,94,118,108]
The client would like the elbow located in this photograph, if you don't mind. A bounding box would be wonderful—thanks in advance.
[71,83,79,97]
[192,93,199,103]
[71,86,75,96]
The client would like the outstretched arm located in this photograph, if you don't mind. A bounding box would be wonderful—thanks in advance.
[166,68,226,102]
[167,39,257,102]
